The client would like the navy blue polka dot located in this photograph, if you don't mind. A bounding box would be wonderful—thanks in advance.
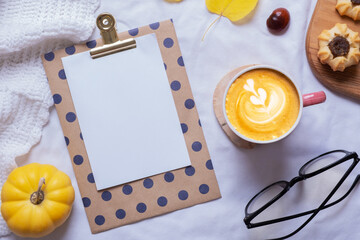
[206,160,213,170]
[136,203,147,213]
[58,69,66,79]
[177,56,184,66]
[164,63,167,70]
[157,196,168,207]
[163,38,174,48]
[82,197,91,207]
[86,40,97,49]
[171,19,174,23]
[143,179,154,189]
[192,141,202,152]
[178,190,188,200]
[149,22,160,30]
[122,185,133,195]
[185,166,195,176]
[73,155,83,165]
[53,94,62,104]
[44,52,54,61]
[65,46,75,55]
[95,215,105,225]
[101,191,112,201]
[164,172,174,182]
[64,136,69,146]
[80,132,83,140]
[87,173,95,183]
[128,28,139,36]
[199,119,202,127]
[199,184,210,194]
[181,123,188,134]
[66,112,76,122]
[185,99,195,109]
[116,209,126,219]
[171,80,181,91]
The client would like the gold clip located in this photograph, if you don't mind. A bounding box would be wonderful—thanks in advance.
[90,13,136,59]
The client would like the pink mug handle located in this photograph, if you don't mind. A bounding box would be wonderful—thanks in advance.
[302,91,326,107]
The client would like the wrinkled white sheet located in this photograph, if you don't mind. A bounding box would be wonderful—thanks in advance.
[4,0,360,239]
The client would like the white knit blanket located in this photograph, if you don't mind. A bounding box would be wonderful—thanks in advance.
[0,0,99,236]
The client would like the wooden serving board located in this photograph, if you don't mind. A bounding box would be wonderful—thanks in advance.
[306,0,360,101]
[213,65,256,149]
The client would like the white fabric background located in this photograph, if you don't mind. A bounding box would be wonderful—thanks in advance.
[3,0,360,239]
[0,0,99,236]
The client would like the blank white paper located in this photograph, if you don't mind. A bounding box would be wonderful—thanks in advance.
[62,34,191,190]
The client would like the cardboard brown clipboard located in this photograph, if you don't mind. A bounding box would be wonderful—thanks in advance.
[42,14,221,233]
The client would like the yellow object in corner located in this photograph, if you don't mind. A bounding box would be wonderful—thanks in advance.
[1,163,75,238]
[206,0,259,22]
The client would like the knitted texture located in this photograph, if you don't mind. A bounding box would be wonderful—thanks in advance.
[0,0,99,236]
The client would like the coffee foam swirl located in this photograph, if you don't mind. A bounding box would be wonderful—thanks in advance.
[241,78,286,125]
[225,69,300,141]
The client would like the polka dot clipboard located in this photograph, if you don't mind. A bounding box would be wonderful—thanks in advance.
[42,18,221,233]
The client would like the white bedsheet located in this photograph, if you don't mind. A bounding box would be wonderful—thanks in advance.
[4,0,360,239]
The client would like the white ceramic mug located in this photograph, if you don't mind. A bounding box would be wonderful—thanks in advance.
[223,65,326,144]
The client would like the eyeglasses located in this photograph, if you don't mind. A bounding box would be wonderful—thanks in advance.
[244,150,360,240]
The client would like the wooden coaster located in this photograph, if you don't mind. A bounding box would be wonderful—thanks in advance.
[213,65,256,149]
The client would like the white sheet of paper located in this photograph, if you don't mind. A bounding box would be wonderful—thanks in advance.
[62,34,191,190]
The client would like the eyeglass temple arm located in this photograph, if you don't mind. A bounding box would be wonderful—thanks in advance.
[248,174,360,228]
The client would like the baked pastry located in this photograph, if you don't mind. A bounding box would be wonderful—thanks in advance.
[317,23,360,71]
[336,0,360,21]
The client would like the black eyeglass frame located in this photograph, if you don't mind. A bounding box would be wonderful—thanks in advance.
[244,150,360,239]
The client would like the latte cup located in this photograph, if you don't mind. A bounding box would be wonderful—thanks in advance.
[223,65,326,144]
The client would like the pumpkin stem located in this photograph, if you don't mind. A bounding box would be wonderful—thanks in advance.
[30,177,45,205]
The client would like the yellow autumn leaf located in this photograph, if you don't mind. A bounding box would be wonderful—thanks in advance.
[202,0,258,41]
[206,0,258,22]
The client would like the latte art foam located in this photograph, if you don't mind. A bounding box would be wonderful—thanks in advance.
[242,78,286,125]
[226,69,300,141]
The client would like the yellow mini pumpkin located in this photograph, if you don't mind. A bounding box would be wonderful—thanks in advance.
[1,163,75,238]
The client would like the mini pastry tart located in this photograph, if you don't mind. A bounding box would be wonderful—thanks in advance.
[336,0,360,21]
[317,23,360,71]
